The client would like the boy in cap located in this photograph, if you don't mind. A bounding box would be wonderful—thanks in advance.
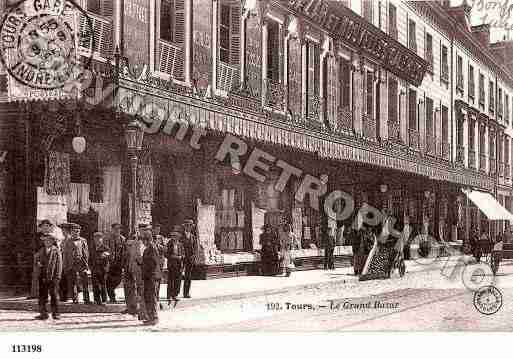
[30,219,54,299]
[35,234,62,320]
[182,219,198,298]
[105,223,126,303]
[90,232,111,305]
[62,223,91,304]
[166,225,184,306]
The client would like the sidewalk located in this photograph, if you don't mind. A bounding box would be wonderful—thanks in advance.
[0,256,459,314]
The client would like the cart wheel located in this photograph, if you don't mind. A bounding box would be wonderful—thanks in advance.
[399,260,406,277]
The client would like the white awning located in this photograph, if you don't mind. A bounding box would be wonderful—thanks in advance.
[462,189,513,221]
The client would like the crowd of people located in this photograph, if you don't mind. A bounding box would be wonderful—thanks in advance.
[31,219,199,326]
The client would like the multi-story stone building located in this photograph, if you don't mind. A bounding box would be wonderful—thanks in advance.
[1,0,513,286]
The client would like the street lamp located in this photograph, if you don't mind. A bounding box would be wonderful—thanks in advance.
[125,118,144,235]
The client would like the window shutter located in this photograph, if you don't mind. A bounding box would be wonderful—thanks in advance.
[79,11,113,59]
[173,0,186,80]
[288,38,302,118]
[101,0,114,17]
[326,56,338,130]
[230,3,241,66]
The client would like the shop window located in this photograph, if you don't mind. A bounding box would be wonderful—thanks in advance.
[306,41,320,120]
[215,187,246,252]
[217,1,241,92]
[409,89,417,130]
[79,0,113,58]
[388,77,398,123]
[158,0,186,80]
[365,70,374,118]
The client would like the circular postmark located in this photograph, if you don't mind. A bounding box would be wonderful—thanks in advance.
[473,285,503,315]
[0,0,93,91]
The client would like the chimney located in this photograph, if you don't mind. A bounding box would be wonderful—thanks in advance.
[472,24,491,47]
[446,1,473,32]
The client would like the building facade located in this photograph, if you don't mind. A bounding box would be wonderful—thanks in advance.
[0,0,512,285]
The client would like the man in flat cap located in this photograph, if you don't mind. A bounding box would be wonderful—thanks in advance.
[182,219,198,298]
[30,219,54,299]
[35,234,62,320]
[141,225,161,325]
[62,223,91,304]
[166,225,184,306]
[151,223,166,308]
[122,228,145,318]
[90,232,111,305]
[105,223,126,303]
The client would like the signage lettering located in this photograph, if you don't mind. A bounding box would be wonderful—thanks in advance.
[287,0,428,86]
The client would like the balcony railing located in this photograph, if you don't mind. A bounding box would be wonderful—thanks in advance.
[456,145,466,164]
[468,149,476,169]
[426,134,436,156]
[159,40,183,78]
[409,39,417,53]
[263,78,285,109]
[442,140,450,160]
[337,106,353,133]
[490,158,496,175]
[362,114,376,140]
[426,51,434,72]
[479,153,487,172]
[441,63,449,83]
[409,128,420,150]
[388,120,400,142]
[499,162,505,177]
[217,61,240,93]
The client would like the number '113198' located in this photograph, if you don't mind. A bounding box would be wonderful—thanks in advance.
[11,345,42,353]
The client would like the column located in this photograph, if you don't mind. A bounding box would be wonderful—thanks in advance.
[352,55,364,136]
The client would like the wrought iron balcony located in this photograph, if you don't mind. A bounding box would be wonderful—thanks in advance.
[409,128,420,150]
[442,141,450,160]
[263,78,285,109]
[479,153,487,172]
[388,120,400,142]
[363,114,376,140]
[468,149,476,169]
[456,145,465,164]
[337,106,353,133]
[409,39,417,53]
[426,134,436,156]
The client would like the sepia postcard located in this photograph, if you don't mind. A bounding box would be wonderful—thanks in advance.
[0,0,512,347]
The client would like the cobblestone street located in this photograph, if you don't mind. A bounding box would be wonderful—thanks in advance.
[1,258,511,331]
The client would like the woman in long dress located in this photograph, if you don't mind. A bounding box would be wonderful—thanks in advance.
[279,223,299,277]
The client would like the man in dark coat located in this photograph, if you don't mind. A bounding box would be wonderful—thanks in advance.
[259,224,279,276]
[35,235,63,320]
[62,223,91,304]
[105,223,125,303]
[322,226,336,270]
[29,219,54,299]
[182,219,198,298]
[141,226,161,325]
[58,223,72,302]
[90,232,111,305]
[151,223,166,309]
[166,226,184,306]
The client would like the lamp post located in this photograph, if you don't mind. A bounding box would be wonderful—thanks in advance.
[125,119,144,235]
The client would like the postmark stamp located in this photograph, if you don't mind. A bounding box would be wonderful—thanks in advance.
[0,0,92,91]
[473,285,503,315]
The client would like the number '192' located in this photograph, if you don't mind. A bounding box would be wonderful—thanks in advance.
[11,345,42,353]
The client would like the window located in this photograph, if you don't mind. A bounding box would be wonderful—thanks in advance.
[425,33,433,69]
[87,0,113,17]
[456,55,463,90]
[306,42,320,119]
[498,87,503,118]
[441,45,449,82]
[366,70,374,117]
[340,58,351,109]
[158,0,186,79]
[479,73,485,106]
[389,4,397,39]
[479,123,486,155]
[408,20,417,52]
[267,20,282,82]
[362,0,373,23]
[442,105,449,144]
[490,81,495,112]
[217,1,241,92]
[426,97,434,135]
[468,65,475,99]
[409,89,417,130]
[388,77,398,123]
[506,95,510,125]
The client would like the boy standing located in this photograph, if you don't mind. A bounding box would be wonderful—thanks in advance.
[35,235,62,320]
[90,232,111,305]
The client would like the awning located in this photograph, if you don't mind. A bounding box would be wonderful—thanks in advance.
[462,189,513,221]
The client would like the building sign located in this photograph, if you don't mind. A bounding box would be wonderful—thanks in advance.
[123,0,150,74]
[286,0,428,87]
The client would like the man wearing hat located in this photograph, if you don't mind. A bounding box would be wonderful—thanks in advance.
[141,225,161,325]
[35,234,62,320]
[90,232,111,305]
[105,223,126,303]
[30,219,54,299]
[58,222,72,302]
[151,223,166,308]
[166,225,185,306]
[122,225,146,318]
[259,223,279,276]
[62,223,91,304]
[182,219,198,298]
